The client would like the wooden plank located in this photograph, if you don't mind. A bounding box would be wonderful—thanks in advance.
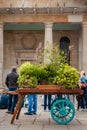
[11,95,24,124]
[16,87,83,95]
[4,91,18,95]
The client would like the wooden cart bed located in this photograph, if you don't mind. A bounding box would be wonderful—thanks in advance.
[6,85,83,124]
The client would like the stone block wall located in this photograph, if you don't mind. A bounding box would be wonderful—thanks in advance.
[0,0,86,7]
[3,29,79,85]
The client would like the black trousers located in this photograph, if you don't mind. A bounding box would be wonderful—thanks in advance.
[76,94,85,109]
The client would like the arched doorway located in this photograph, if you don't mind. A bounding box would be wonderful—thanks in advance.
[60,36,70,63]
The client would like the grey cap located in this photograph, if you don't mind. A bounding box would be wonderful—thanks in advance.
[11,66,17,71]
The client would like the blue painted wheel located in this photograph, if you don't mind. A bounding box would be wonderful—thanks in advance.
[50,99,75,125]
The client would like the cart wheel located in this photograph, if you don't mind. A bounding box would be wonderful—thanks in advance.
[50,99,75,125]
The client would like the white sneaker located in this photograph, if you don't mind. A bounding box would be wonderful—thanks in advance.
[79,108,84,111]
[84,108,87,111]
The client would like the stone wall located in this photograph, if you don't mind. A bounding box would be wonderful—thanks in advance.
[0,0,86,87]
[53,30,79,68]
[3,30,44,68]
[0,0,86,7]
[3,29,79,85]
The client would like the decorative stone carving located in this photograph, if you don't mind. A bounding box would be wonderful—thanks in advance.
[15,50,38,65]
[21,35,36,49]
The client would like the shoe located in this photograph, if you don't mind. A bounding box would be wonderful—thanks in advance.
[79,108,84,111]
[6,111,11,114]
[24,112,32,115]
[10,112,14,114]
[33,113,36,115]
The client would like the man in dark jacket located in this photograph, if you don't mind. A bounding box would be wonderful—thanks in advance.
[5,66,19,114]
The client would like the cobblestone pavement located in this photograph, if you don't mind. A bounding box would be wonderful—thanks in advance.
[0,96,87,130]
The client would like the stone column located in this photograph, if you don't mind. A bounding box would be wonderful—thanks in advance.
[78,28,83,72]
[0,23,3,86]
[44,22,53,64]
[82,22,87,72]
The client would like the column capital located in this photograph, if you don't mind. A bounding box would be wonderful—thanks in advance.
[44,22,53,28]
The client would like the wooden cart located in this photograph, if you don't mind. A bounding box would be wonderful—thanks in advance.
[7,85,83,125]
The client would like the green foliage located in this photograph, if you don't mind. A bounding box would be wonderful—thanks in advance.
[17,62,47,88]
[28,76,38,88]
[17,75,28,87]
[53,64,80,89]
[49,44,67,66]
[44,63,59,84]
[17,43,80,89]
[18,62,32,75]
[38,43,66,66]
[40,43,67,84]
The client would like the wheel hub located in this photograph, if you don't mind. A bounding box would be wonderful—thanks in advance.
[59,109,66,115]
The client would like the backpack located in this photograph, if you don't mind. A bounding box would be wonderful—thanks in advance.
[0,94,9,109]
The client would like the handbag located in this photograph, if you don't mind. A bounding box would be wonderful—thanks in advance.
[81,82,86,88]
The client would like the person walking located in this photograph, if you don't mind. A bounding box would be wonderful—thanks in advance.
[24,94,37,115]
[5,66,19,114]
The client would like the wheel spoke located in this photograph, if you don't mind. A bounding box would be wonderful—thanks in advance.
[62,101,65,108]
[55,105,60,110]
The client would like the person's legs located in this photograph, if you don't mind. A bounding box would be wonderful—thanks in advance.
[84,94,87,108]
[7,94,12,112]
[32,94,37,114]
[44,95,47,111]
[84,87,87,108]
[76,95,81,110]
[27,94,33,114]
[7,87,15,112]
[48,95,51,110]
[80,95,85,109]
[11,95,18,113]
[9,87,18,113]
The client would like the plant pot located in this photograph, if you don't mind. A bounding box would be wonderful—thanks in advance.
[40,79,47,85]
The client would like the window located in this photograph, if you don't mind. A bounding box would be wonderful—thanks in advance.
[60,36,70,63]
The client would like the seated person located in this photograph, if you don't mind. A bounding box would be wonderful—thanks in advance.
[0,94,9,109]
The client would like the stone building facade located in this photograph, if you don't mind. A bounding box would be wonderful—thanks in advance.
[0,0,87,87]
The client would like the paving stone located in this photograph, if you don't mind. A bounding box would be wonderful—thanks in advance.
[0,125,18,130]
[19,124,43,130]
[68,126,87,130]
[0,99,87,130]
[43,125,68,130]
